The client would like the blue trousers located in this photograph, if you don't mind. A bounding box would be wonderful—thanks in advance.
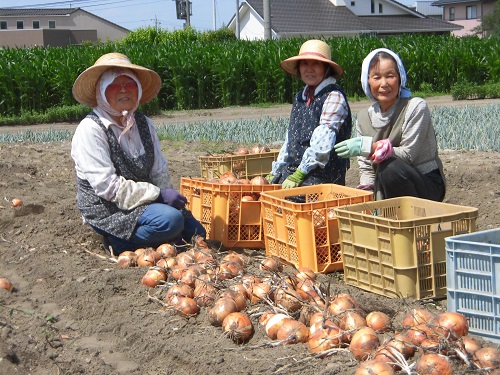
[92,203,206,254]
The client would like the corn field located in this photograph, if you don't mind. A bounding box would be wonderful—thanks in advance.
[0,30,498,117]
[1,104,498,151]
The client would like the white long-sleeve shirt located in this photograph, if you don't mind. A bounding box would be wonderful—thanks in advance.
[71,107,172,210]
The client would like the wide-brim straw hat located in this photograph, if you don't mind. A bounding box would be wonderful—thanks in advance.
[72,52,162,107]
[280,40,344,79]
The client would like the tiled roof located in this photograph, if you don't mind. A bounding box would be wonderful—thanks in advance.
[359,15,461,31]
[246,0,370,33]
[0,8,79,16]
[245,0,461,34]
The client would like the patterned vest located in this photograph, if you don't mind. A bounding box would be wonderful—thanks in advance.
[76,112,155,240]
[283,83,352,185]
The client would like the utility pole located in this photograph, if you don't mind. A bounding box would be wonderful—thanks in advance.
[263,0,271,39]
[235,0,240,39]
[213,0,217,30]
[185,0,190,28]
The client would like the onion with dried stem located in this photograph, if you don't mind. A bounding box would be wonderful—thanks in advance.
[222,312,253,344]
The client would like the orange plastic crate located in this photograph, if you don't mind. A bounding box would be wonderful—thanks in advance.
[180,177,281,248]
[199,150,280,180]
[259,184,374,273]
[333,197,478,299]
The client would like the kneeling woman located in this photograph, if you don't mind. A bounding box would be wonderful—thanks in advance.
[71,53,205,254]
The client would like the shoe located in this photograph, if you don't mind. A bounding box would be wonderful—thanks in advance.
[101,236,114,256]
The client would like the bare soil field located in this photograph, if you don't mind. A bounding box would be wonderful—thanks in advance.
[0,96,499,375]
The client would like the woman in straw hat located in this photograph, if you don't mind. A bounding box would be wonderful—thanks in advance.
[334,48,445,201]
[265,39,352,188]
[71,52,205,255]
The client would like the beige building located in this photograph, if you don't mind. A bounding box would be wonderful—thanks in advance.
[0,8,129,48]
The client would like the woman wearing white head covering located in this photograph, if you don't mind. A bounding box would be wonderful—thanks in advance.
[71,53,205,255]
[334,48,446,201]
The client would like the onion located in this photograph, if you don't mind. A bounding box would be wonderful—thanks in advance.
[237,179,251,185]
[221,251,247,268]
[175,252,196,267]
[137,248,161,267]
[402,308,434,329]
[135,247,146,256]
[219,171,238,184]
[259,311,275,328]
[276,319,310,344]
[169,264,187,281]
[11,198,23,207]
[295,266,316,282]
[250,282,271,303]
[431,311,469,338]
[328,296,355,316]
[298,305,321,327]
[339,311,367,342]
[366,311,391,332]
[416,353,452,375]
[250,176,268,185]
[420,338,440,353]
[259,257,283,272]
[157,257,177,269]
[241,274,262,297]
[354,359,395,375]
[208,297,238,326]
[179,265,203,288]
[170,296,199,316]
[308,321,342,353]
[193,283,217,307]
[241,195,255,201]
[219,290,247,311]
[141,268,167,288]
[461,336,481,355]
[308,312,326,329]
[165,283,194,302]
[156,243,177,258]
[0,277,13,292]
[265,313,291,339]
[473,347,500,370]
[217,260,243,280]
[117,251,138,268]
[406,323,438,346]
[349,327,380,361]
[237,147,249,155]
[222,312,253,344]
[228,283,249,299]
[274,287,302,313]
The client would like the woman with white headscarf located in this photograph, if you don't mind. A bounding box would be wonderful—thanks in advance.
[71,52,205,255]
[334,48,446,201]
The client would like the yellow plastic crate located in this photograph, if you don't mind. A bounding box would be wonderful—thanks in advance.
[180,177,281,248]
[333,197,479,299]
[259,185,374,273]
[199,150,280,180]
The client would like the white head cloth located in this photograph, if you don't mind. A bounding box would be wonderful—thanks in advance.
[361,48,412,102]
[95,68,143,142]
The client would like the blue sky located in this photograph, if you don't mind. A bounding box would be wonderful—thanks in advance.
[2,0,238,31]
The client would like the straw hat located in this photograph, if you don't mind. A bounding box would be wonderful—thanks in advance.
[280,40,344,79]
[72,52,162,107]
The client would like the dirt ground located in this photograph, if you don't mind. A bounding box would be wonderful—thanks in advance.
[0,96,499,375]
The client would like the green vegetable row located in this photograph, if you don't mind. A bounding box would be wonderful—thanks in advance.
[0,28,498,117]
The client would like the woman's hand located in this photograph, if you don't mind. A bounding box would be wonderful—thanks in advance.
[160,189,187,209]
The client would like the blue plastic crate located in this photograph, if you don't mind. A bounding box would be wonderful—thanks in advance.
[446,228,500,344]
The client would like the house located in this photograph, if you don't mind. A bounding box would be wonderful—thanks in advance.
[0,8,129,48]
[228,0,462,40]
[407,1,443,19]
[431,0,495,36]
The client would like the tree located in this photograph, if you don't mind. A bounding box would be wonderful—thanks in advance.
[472,0,500,37]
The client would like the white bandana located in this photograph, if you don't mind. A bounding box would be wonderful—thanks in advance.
[96,68,143,143]
[360,48,412,102]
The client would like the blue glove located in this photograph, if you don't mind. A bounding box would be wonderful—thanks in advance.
[160,189,187,209]
[334,137,364,158]
[282,170,307,189]
[265,174,275,183]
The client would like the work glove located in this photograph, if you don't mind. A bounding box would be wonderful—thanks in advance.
[370,139,393,164]
[160,189,187,209]
[334,137,363,158]
[282,170,307,189]
[356,184,375,192]
[265,174,275,184]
